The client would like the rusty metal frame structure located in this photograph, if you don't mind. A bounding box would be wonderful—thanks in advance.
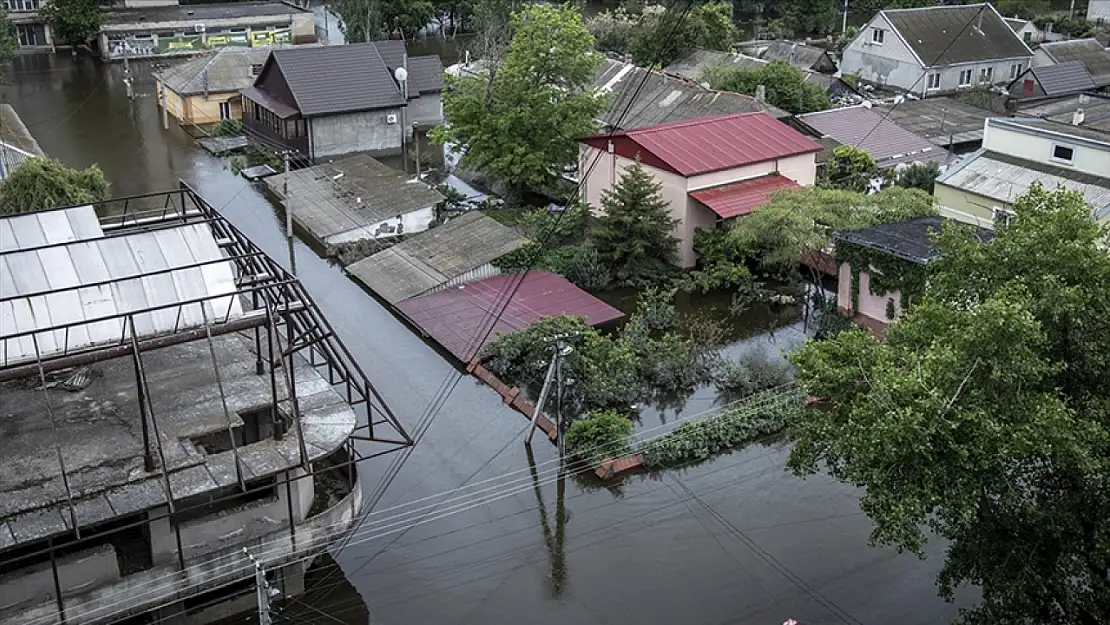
[0,183,412,624]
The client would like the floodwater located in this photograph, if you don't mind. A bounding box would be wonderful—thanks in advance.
[4,47,975,625]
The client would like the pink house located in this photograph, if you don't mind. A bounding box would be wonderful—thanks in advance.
[578,112,822,267]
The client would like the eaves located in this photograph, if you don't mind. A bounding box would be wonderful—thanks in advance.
[989,117,1110,151]
[923,54,1034,69]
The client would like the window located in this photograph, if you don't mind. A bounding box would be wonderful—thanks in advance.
[993,207,1016,226]
[250,63,263,76]
[4,0,39,10]
[1051,144,1075,163]
[219,100,231,120]
[871,27,885,44]
[1009,63,1023,79]
[14,23,44,46]
[1023,31,1032,43]
[979,67,993,82]
[926,72,941,90]
[958,69,973,86]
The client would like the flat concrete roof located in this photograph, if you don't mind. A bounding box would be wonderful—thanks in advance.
[0,332,355,548]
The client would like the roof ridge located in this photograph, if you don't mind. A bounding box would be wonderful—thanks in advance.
[882,2,987,12]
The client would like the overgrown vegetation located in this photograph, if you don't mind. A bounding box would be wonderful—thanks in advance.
[699,60,831,115]
[639,389,803,469]
[895,161,941,194]
[0,158,110,215]
[41,0,102,47]
[713,348,794,399]
[210,119,243,137]
[325,235,407,266]
[565,410,635,463]
[0,8,17,68]
[586,2,734,67]
[591,162,681,287]
[230,144,283,174]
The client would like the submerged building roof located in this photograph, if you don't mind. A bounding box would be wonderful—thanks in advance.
[395,271,624,362]
[759,41,836,72]
[156,47,283,96]
[346,211,528,305]
[834,215,994,264]
[0,206,242,366]
[581,112,822,177]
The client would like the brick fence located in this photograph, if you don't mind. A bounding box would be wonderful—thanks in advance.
[467,359,558,442]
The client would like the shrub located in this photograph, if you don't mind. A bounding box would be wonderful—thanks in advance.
[326,236,404,266]
[713,348,794,398]
[640,390,802,469]
[564,410,635,463]
[211,119,243,137]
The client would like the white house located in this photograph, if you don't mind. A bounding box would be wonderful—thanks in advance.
[1090,0,1110,22]
[1032,38,1110,88]
[1003,17,1045,44]
[841,3,1033,97]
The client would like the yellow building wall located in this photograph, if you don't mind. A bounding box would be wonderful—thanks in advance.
[186,93,244,126]
[934,182,1001,230]
[158,81,187,124]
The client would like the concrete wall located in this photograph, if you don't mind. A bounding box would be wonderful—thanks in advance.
[1032,47,1056,68]
[1091,0,1110,21]
[986,120,1110,178]
[934,181,1001,228]
[310,109,402,158]
[0,544,120,612]
[328,206,435,244]
[100,13,314,61]
[836,262,902,324]
[159,82,187,123]
[406,93,443,130]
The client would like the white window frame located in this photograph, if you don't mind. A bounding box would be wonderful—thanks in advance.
[219,101,231,120]
[980,67,993,83]
[958,69,973,87]
[926,72,941,90]
[1009,63,1023,79]
[992,206,1016,226]
[1050,143,1075,164]
[871,28,885,44]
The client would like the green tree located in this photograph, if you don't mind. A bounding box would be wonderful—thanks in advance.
[589,2,734,66]
[431,3,606,195]
[788,184,1110,625]
[700,60,831,115]
[0,8,18,68]
[824,144,878,192]
[565,410,634,462]
[0,158,110,215]
[41,0,102,47]
[591,162,681,287]
[332,0,435,41]
[995,0,1049,20]
[895,161,941,194]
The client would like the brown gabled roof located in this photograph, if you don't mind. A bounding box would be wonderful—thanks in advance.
[883,4,1032,66]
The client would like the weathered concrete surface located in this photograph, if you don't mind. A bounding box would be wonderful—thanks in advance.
[311,108,403,158]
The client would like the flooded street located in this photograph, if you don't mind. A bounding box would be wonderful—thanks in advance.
[4,51,974,625]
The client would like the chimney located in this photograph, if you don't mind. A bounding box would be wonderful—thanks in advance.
[1073,108,1085,126]
[755,84,766,102]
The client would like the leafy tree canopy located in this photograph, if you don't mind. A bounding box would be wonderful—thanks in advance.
[895,161,941,194]
[788,184,1110,625]
[823,144,878,192]
[0,8,17,68]
[588,2,734,67]
[700,60,831,114]
[0,157,110,216]
[42,0,102,46]
[431,3,606,195]
[591,161,681,288]
[726,185,936,275]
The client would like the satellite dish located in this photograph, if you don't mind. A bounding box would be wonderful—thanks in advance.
[394,67,408,83]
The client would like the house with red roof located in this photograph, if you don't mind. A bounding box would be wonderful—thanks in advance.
[578,112,822,267]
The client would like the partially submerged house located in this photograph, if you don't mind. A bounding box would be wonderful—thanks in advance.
[0,186,409,625]
[759,41,838,73]
[264,153,445,246]
[841,3,1033,96]
[1007,61,1098,100]
[346,211,528,305]
[935,116,1110,228]
[795,105,949,169]
[578,112,821,268]
[1032,38,1110,88]
[154,47,281,126]
[241,41,444,160]
[834,215,993,331]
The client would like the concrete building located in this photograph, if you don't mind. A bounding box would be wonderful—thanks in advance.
[241,41,443,160]
[934,116,1110,228]
[0,186,411,625]
[578,112,821,268]
[5,0,52,52]
[100,2,316,61]
[1090,0,1110,22]
[1032,38,1110,88]
[841,4,1033,97]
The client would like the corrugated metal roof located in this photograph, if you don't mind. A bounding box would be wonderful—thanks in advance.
[936,149,1110,218]
[1037,38,1110,87]
[1014,93,1110,134]
[1022,61,1097,97]
[996,115,1110,145]
[0,208,242,365]
[689,174,798,219]
[883,4,1031,66]
[395,271,624,362]
[346,211,528,305]
[798,105,945,167]
[269,42,406,116]
[589,112,821,177]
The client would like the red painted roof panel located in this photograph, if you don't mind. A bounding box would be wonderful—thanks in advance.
[581,112,822,177]
[690,174,799,219]
[395,271,625,362]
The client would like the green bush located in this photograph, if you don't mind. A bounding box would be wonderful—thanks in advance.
[211,118,243,137]
[640,391,802,469]
[565,410,635,462]
[714,348,794,399]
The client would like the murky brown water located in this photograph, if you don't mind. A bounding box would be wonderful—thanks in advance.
[4,38,975,625]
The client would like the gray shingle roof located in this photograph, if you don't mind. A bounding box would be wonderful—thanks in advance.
[797,105,946,167]
[663,49,767,83]
[760,41,833,72]
[1015,93,1110,134]
[346,211,527,305]
[883,4,1031,66]
[1037,39,1110,87]
[1021,61,1097,96]
[407,55,444,94]
[157,48,277,96]
[594,58,788,128]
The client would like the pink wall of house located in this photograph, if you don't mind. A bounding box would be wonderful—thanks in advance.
[836,262,903,325]
[581,145,818,268]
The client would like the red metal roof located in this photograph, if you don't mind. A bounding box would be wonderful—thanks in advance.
[689,174,799,219]
[579,112,822,177]
[395,271,625,362]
